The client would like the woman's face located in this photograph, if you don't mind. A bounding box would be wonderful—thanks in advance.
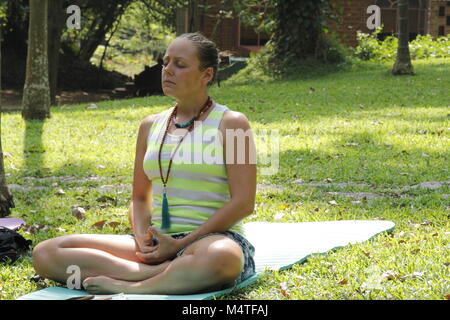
[161,38,213,100]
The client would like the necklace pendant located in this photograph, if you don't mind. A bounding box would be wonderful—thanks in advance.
[174,119,194,128]
[161,186,171,230]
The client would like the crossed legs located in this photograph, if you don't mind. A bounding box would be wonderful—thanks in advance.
[32,233,244,295]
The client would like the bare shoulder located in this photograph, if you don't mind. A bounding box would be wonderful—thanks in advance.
[139,113,158,130]
[136,113,160,149]
[220,110,251,131]
[137,112,162,138]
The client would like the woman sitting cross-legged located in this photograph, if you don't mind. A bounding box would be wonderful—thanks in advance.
[32,33,257,295]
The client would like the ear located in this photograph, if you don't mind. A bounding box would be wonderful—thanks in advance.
[202,66,214,85]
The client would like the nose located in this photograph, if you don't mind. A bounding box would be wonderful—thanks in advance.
[162,63,174,76]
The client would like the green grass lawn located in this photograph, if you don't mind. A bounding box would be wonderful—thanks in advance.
[1,58,449,300]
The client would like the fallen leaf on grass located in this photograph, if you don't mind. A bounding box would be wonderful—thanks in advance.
[71,206,86,220]
[362,251,373,259]
[279,282,290,298]
[445,294,450,300]
[23,223,51,234]
[107,221,121,229]
[381,270,402,280]
[91,220,107,230]
[338,279,348,285]
[96,195,117,205]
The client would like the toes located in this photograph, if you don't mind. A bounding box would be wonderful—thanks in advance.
[82,277,96,290]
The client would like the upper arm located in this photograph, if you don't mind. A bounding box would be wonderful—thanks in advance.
[220,111,257,212]
[132,114,157,201]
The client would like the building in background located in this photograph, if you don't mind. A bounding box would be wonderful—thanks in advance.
[175,0,450,57]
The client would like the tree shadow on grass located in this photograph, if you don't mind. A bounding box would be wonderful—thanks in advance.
[261,129,449,189]
[23,120,45,177]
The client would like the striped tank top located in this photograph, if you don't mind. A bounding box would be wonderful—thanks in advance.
[143,102,244,235]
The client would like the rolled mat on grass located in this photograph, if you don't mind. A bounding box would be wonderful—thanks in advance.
[18,220,395,300]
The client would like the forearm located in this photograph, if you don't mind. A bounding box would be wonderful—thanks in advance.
[177,200,254,248]
[131,198,152,236]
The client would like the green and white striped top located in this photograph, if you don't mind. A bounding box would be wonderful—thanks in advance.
[143,102,244,235]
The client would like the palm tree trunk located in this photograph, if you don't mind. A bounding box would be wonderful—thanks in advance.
[392,0,414,75]
[48,0,65,106]
[22,0,51,120]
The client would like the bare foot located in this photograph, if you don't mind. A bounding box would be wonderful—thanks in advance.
[83,276,131,295]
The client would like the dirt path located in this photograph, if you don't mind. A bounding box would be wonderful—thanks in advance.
[7,177,450,201]
[1,89,115,110]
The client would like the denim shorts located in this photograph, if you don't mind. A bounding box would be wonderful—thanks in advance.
[171,230,256,286]
[130,230,256,287]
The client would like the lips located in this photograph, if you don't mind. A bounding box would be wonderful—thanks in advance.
[163,80,176,85]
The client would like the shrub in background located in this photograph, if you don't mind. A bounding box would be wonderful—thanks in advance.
[355,26,450,61]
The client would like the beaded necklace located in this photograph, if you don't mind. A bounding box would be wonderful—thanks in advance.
[157,96,213,231]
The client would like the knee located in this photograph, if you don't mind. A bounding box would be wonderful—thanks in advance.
[32,236,70,273]
[206,243,244,282]
[32,239,57,277]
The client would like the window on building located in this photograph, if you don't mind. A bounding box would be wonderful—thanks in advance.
[376,0,392,7]
[438,25,445,36]
[447,16,450,26]
[447,1,450,6]
[439,7,445,16]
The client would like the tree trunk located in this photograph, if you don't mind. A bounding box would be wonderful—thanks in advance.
[48,0,65,106]
[78,1,130,63]
[392,0,414,75]
[0,28,15,218]
[22,0,51,120]
[270,0,328,71]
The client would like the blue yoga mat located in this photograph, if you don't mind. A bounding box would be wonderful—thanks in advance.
[18,220,395,300]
